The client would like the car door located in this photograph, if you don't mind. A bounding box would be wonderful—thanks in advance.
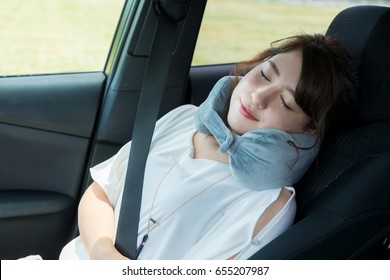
[0,72,106,259]
[0,0,125,259]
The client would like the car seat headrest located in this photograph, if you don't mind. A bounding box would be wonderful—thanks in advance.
[326,6,390,124]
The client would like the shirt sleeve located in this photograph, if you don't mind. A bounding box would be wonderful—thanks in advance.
[90,141,131,207]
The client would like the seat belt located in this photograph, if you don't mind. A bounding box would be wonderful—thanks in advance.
[115,1,188,259]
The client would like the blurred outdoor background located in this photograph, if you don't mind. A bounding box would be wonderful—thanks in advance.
[193,0,389,64]
[0,0,389,75]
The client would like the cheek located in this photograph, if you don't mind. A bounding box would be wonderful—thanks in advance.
[263,109,297,130]
[227,103,238,127]
[233,75,256,95]
[230,83,243,100]
[227,101,246,134]
[279,114,310,133]
[269,112,289,127]
[228,88,241,115]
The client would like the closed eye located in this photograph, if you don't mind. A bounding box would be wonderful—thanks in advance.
[261,70,270,82]
[280,95,292,110]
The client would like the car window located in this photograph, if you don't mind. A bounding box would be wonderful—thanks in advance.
[192,0,389,65]
[0,0,125,76]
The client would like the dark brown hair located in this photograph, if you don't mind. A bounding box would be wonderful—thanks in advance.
[231,33,358,144]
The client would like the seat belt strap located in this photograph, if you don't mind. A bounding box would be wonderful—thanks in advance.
[114,8,177,259]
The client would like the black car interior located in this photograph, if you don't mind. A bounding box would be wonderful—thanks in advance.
[0,1,389,260]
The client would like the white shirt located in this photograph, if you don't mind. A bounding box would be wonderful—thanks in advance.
[60,105,296,260]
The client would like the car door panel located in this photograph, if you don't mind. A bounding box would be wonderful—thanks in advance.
[0,72,105,259]
[0,122,90,196]
[0,73,104,137]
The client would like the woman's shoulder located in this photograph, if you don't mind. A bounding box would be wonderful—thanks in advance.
[154,104,198,134]
[157,104,198,124]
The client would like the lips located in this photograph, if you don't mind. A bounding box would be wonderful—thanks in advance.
[239,101,258,121]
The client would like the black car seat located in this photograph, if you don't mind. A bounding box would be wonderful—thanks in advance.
[250,5,390,259]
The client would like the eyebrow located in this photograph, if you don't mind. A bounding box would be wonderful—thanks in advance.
[268,60,280,76]
[267,60,296,96]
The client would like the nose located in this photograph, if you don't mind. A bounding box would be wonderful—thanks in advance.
[251,87,274,109]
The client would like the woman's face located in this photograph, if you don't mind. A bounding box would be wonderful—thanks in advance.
[227,49,313,135]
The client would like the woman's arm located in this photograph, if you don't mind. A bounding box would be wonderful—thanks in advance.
[78,181,129,260]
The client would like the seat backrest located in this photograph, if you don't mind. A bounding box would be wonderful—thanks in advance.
[251,5,390,259]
